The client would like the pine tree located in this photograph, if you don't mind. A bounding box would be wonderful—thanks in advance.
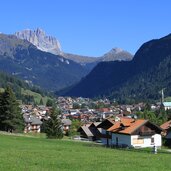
[45,107,63,139]
[46,99,53,107]
[0,86,23,132]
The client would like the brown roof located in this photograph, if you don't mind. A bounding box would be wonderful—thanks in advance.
[120,117,134,126]
[160,120,171,130]
[119,120,147,134]
[107,122,121,132]
[107,118,148,135]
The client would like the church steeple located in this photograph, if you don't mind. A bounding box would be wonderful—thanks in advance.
[161,89,164,103]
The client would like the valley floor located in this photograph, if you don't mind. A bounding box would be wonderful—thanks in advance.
[0,134,170,171]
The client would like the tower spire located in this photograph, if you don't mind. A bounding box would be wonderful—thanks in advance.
[161,89,164,103]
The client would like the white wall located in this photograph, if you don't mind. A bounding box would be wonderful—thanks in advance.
[131,134,161,148]
[109,133,162,148]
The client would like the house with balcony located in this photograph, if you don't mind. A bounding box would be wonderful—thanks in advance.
[62,119,72,134]
[23,114,42,133]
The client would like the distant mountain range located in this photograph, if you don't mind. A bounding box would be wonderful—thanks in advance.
[0,28,133,94]
[0,34,88,91]
[15,28,133,67]
[61,33,171,102]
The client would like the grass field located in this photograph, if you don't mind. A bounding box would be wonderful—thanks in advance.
[0,134,170,171]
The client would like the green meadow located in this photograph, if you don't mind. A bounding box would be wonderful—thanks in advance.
[21,88,50,104]
[0,134,170,171]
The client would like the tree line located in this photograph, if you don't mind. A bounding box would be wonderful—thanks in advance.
[0,86,63,139]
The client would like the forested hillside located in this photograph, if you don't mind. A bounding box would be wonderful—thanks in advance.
[0,71,49,104]
[62,34,171,103]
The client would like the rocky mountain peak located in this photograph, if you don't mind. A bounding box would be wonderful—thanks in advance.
[101,47,133,62]
[15,28,62,55]
[110,47,123,54]
[35,28,45,36]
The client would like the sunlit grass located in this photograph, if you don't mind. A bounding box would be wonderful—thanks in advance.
[0,134,170,171]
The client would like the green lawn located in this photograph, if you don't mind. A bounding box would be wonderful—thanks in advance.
[0,134,170,171]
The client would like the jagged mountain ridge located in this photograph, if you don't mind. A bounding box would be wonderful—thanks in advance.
[15,28,133,65]
[0,34,89,91]
[61,33,171,102]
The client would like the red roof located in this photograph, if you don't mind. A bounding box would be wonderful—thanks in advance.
[107,118,148,135]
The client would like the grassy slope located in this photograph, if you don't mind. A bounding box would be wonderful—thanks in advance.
[21,88,50,104]
[0,134,170,171]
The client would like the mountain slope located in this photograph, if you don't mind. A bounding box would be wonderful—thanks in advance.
[0,70,48,104]
[0,34,88,91]
[61,47,133,65]
[62,33,171,101]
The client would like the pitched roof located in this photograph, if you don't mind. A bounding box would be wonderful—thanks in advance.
[160,120,171,130]
[79,125,94,137]
[107,119,148,135]
[23,115,42,125]
[107,122,121,132]
[90,122,102,127]
[119,120,147,134]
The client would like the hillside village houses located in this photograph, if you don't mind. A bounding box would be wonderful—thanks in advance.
[21,96,169,148]
[20,97,138,133]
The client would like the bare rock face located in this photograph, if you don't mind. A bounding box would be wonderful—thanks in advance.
[15,28,62,55]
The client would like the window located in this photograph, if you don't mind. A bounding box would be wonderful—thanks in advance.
[151,137,154,144]
[133,138,144,144]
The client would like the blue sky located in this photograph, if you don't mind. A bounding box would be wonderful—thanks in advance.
[1,0,171,56]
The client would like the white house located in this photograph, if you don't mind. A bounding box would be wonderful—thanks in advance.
[107,118,162,148]
[23,114,42,133]
[97,117,162,148]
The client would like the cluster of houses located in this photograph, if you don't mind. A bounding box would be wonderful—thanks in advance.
[21,105,72,134]
[21,97,171,148]
[57,96,147,122]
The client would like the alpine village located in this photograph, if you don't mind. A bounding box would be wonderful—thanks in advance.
[1,28,171,170]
